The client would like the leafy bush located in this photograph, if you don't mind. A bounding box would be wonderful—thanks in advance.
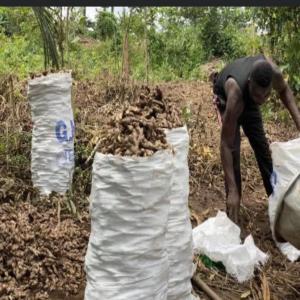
[95,11,118,41]
[0,32,43,78]
[0,7,298,85]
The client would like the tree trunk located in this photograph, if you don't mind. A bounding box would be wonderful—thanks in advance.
[144,8,149,84]
[66,7,70,67]
[121,9,132,82]
[59,8,64,68]
[122,32,130,82]
[9,75,15,124]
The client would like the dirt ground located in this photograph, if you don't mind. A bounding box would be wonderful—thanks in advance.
[161,81,299,300]
[163,81,300,300]
[0,78,299,300]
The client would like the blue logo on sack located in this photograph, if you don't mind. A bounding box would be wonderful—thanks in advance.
[64,149,74,162]
[270,171,277,192]
[57,148,74,166]
[55,120,75,143]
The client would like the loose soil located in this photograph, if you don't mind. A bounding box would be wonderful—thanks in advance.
[0,76,299,300]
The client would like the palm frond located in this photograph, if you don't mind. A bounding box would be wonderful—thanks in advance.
[32,7,60,70]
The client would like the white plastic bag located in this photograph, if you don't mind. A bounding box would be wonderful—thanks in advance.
[269,138,300,261]
[165,126,194,300]
[84,150,173,300]
[192,211,268,283]
[28,73,74,195]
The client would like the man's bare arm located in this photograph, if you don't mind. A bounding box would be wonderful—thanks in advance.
[221,78,244,222]
[221,78,244,193]
[267,58,300,131]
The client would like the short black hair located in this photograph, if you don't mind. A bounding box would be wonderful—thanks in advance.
[250,60,273,88]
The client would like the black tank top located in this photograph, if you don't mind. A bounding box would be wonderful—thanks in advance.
[213,54,266,105]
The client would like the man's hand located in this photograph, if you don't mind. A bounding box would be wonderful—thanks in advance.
[226,189,240,224]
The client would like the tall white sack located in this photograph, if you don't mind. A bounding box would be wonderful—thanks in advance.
[269,138,300,261]
[28,73,74,195]
[165,126,194,300]
[84,150,174,300]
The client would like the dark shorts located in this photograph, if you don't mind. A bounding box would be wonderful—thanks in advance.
[214,93,274,197]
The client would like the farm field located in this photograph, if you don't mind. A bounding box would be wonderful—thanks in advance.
[1,77,299,299]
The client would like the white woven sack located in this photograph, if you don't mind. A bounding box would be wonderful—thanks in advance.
[84,150,173,300]
[28,73,74,195]
[165,126,194,300]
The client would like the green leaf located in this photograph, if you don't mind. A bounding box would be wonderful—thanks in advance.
[199,254,226,271]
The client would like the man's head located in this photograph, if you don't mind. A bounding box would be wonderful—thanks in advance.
[248,60,273,105]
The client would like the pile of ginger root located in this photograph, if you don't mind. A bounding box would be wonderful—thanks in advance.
[100,86,183,157]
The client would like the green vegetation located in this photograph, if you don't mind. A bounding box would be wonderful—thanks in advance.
[0,7,299,93]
